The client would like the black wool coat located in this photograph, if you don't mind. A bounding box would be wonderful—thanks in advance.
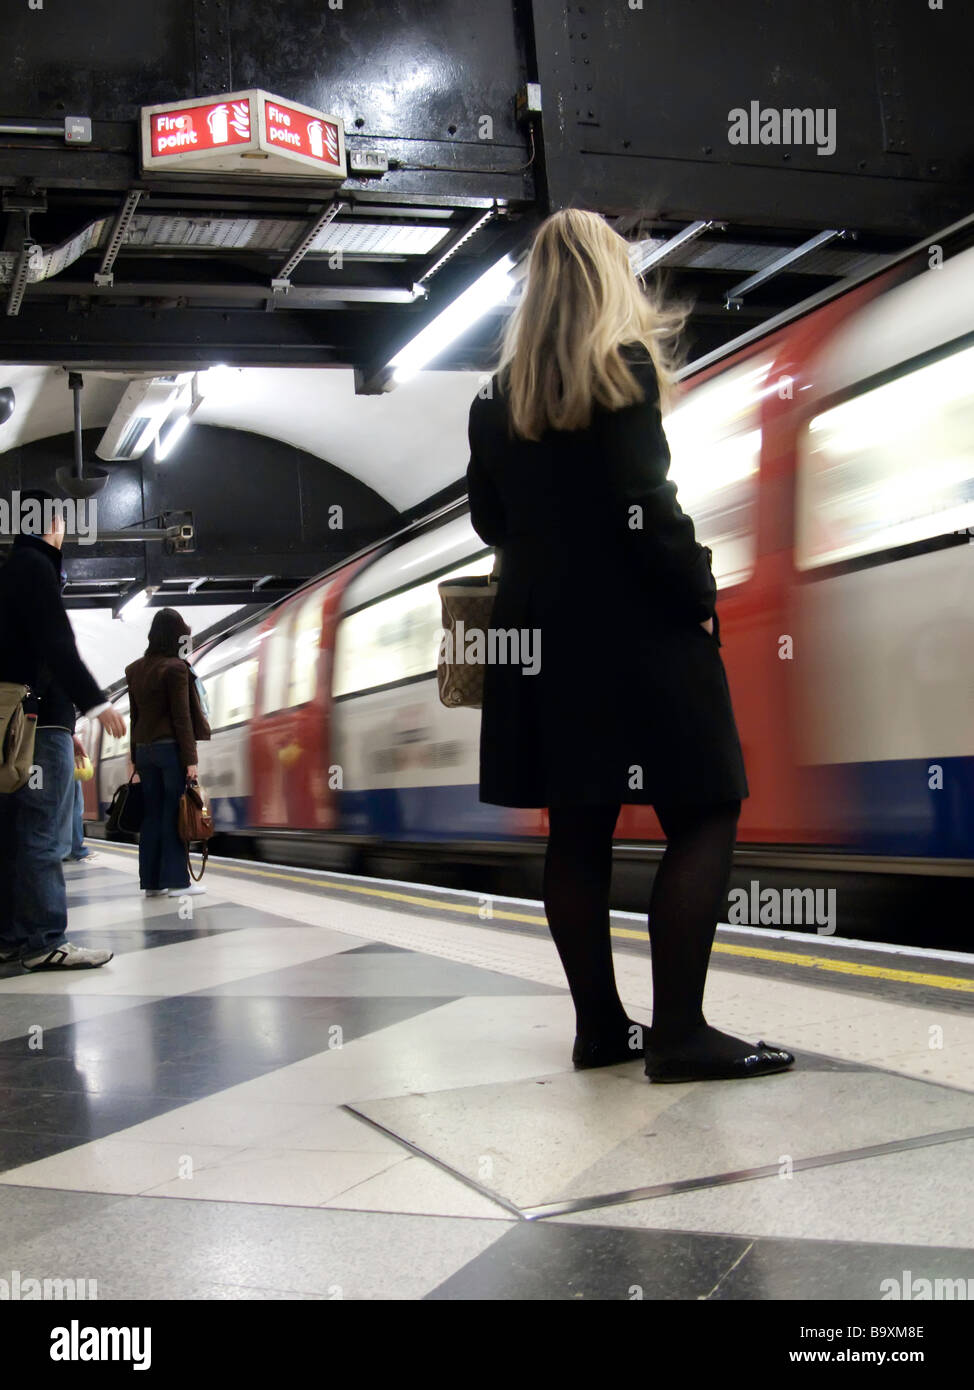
[465,347,749,810]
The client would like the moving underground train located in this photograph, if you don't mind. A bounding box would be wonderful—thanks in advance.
[84,240,974,946]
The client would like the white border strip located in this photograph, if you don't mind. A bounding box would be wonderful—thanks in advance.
[103,845,974,969]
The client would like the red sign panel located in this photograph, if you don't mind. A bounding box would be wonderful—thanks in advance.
[141,89,346,178]
[262,98,341,167]
[149,97,253,158]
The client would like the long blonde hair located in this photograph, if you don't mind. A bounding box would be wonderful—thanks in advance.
[496,209,687,440]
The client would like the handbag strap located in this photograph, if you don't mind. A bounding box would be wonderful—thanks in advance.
[186,844,208,882]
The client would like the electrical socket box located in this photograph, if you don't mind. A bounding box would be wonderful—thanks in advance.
[348,150,389,175]
[65,116,92,144]
[515,84,542,124]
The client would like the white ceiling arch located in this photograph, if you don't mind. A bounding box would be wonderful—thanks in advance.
[0,363,486,511]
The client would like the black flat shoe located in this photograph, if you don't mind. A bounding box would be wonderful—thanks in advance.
[645,1040,795,1084]
[573,1020,646,1070]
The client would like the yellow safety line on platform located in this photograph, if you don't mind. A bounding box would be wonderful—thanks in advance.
[97,845,974,994]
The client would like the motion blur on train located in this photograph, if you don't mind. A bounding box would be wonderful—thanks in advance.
[82,242,974,945]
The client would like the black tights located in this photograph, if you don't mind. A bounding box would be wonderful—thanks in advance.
[543,801,741,1046]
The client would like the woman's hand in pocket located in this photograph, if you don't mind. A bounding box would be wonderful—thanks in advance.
[700,617,714,635]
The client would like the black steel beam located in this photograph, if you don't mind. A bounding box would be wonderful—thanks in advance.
[0,303,377,368]
[529,0,974,236]
[26,279,426,306]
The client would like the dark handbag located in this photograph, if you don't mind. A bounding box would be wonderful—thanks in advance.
[436,564,500,709]
[177,777,214,881]
[106,775,144,836]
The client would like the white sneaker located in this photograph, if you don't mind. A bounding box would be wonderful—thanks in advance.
[21,942,114,971]
[171,884,206,897]
[143,889,169,897]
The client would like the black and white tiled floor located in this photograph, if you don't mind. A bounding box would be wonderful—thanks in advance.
[1,847,972,1300]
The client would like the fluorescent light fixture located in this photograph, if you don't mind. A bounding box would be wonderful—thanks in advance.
[113,584,157,621]
[154,412,192,460]
[388,254,517,382]
[154,374,205,461]
[195,364,234,395]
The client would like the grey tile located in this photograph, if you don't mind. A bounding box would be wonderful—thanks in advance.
[0,1194,512,1299]
[559,1133,974,1250]
[0,1183,127,1246]
[0,995,160,1045]
[194,953,564,999]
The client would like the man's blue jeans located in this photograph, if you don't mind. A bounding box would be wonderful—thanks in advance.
[63,778,89,860]
[0,728,72,956]
[54,742,80,860]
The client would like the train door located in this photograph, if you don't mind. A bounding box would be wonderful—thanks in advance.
[250,585,329,829]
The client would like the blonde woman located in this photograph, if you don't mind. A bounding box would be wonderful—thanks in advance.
[467,209,793,1083]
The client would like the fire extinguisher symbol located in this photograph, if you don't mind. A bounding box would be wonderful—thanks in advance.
[307,120,339,161]
[207,105,230,144]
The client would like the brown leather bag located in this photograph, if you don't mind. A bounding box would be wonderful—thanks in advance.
[436,566,499,709]
[177,777,214,881]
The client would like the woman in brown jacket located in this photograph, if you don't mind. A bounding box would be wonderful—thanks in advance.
[125,608,209,897]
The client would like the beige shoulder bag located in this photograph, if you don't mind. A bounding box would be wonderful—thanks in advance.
[0,683,36,794]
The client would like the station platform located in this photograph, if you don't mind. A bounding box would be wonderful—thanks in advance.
[2,846,974,1301]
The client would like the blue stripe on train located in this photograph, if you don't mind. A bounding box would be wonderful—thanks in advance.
[337,785,517,840]
[206,758,973,859]
[800,756,974,858]
[209,795,251,832]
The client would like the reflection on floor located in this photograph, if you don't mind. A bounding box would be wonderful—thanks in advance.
[0,848,972,1300]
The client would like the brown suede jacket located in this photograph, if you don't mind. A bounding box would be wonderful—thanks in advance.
[125,655,206,769]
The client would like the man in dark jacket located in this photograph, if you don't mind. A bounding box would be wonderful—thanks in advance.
[0,489,126,970]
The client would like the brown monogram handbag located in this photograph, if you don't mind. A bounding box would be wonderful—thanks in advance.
[436,564,499,709]
[177,776,215,881]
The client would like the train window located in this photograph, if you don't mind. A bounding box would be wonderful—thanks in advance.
[258,607,296,715]
[286,589,323,707]
[333,553,495,698]
[796,342,974,569]
[202,672,223,730]
[221,659,258,727]
[664,355,770,588]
